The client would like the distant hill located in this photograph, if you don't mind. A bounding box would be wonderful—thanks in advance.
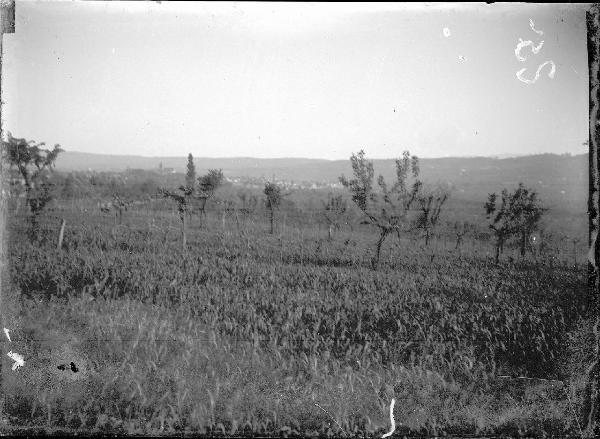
[55,152,328,175]
[55,151,587,210]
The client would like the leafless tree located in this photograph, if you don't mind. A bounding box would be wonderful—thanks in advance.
[321,193,348,241]
[340,150,447,269]
[2,132,63,239]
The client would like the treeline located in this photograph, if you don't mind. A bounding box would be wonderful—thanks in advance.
[1,134,576,266]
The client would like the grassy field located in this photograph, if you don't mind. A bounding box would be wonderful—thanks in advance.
[1,203,590,436]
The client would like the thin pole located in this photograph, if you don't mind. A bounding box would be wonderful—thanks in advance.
[57,218,66,250]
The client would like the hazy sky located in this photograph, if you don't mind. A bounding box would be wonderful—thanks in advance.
[2,2,589,159]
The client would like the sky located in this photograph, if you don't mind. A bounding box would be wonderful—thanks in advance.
[1,1,590,160]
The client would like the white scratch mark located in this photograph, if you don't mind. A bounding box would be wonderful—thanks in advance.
[516,60,556,84]
[443,27,451,38]
[314,403,344,434]
[458,55,467,62]
[529,18,544,36]
[515,38,545,62]
[3,328,11,342]
[7,351,24,371]
[382,398,396,438]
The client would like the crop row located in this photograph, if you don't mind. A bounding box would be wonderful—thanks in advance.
[9,219,587,382]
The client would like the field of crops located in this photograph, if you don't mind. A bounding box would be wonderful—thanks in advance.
[1,205,590,436]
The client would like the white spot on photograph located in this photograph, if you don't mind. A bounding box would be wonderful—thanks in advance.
[516,60,556,84]
[7,351,24,371]
[382,398,396,438]
[515,38,544,62]
[529,18,544,36]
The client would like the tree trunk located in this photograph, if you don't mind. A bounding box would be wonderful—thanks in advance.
[495,240,500,263]
[199,198,208,229]
[181,212,187,250]
[425,229,430,246]
[328,224,333,241]
[372,228,389,269]
[199,209,206,229]
[520,232,527,258]
[269,208,274,234]
[29,212,40,242]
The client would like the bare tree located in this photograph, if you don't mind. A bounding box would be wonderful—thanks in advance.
[238,190,258,218]
[112,193,129,224]
[2,132,63,239]
[452,220,474,250]
[321,193,347,241]
[415,186,449,246]
[195,169,224,227]
[507,183,547,258]
[219,198,236,230]
[485,183,546,262]
[340,150,430,269]
[98,194,130,224]
[263,182,290,235]
[485,190,512,263]
[231,190,258,232]
[159,185,193,250]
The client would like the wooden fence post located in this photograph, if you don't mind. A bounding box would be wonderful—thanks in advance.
[57,218,66,250]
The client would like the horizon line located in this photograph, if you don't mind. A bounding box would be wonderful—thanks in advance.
[59,150,589,162]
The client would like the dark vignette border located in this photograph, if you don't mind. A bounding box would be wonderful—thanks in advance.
[0,0,15,429]
[0,2,596,437]
[585,4,600,438]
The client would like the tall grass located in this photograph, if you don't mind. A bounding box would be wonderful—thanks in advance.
[1,208,589,436]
